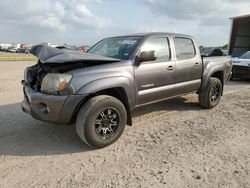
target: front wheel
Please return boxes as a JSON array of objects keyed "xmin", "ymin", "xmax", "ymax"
[
  {"xmin": 198, "ymin": 77, "xmax": 222, "ymax": 109},
  {"xmin": 76, "ymin": 95, "xmax": 127, "ymax": 148}
]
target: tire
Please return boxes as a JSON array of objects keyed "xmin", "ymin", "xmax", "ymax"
[
  {"xmin": 198, "ymin": 77, "xmax": 222, "ymax": 109},
  {"xmin": 76, "ymin": 95, "xmax": 127, "ymax": 148}
]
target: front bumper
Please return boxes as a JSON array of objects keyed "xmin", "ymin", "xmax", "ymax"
[
  {"xmin": 232, "ymin": 65, "xmax": 250, "ymax": 78},
  {"xmin": 21, "ymin": 85, "xmax": 87, "ymax": 124}
]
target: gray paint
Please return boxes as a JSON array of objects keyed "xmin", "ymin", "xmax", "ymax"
[
  {"xmin": 30, "ymin": 44, "xmax": 121, "ymax": 63},
  {"xmin": 22, "ymin": 32, "xmax": 232, "ymax": 124}
]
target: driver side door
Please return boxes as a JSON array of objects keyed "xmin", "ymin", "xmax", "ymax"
[{"xmin": 134, "ymin": 37, "xmax": 176, "ymax": 106}]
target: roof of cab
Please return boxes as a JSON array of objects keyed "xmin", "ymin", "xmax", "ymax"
[{"xmin": 110, "ymin": 32, "xmax": 193, "ymax": 39}]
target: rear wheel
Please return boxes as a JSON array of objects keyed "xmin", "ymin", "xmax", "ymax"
[
  {"xmin": 76, "ymin": 95, "xmax": 127, "ymax": 148},
  {"xmin": 199, "ymin": 77, "xmax": 222, "ymax": 109}
]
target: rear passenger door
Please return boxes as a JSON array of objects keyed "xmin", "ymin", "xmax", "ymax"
[
  {"xmin": 135, "ymin": 37, "xmax": 176, "ymax": 106},
  {"xmin": 173, "ymin": 37, "xmax": 202, "ymax": 94}
]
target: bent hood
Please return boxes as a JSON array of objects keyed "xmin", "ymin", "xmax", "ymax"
[{"xmin": 30, "ymin": 45, "xmax": 121, "ymax": 64}]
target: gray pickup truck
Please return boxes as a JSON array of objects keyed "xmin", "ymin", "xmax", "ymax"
[{"xmin": 22, "ymin": 32, "xmax": 232, "ymax": 148}]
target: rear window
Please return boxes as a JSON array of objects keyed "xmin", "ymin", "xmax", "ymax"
[{"xmin": 174, "ymin": 38, "xmax": 196, "ymax": 60}]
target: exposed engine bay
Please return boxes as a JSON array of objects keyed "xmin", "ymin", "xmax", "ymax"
[
  {"xmin": 24, "ymin": 61, "xmax": 50, "ymax": 91},
  {"xmin": 24, "ymin": 60, "xmax": 119, "ymax": 92},
  {"xmin": 23, "ymin": 45, "xmax": 121, "ymax": 92}
]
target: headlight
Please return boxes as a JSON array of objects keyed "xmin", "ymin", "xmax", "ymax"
[
  {"xmin": 24, "ymin": 68, "xmax": 33, "ymax": 84},
  {"xmin": 41, "ymin": 73, "xmax": 73, "ymax": 94}
]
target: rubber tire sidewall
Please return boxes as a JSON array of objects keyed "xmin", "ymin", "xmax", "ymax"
[
  {"xmin": 76, "ymin": 95, "xmax": 127, "ymax": 148},
  {"xmin": 199, "ymin": 77, "xmax": 222, "ymax": 109}
]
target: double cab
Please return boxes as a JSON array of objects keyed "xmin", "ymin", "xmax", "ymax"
[{"xmin": 22, "ymin": 33, "xmax": 232, "ymax": 148}]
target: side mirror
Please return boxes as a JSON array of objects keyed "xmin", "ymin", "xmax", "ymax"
[{"xmin": 138, "ymin": 50, "xmax": 157, "ymax": 63}]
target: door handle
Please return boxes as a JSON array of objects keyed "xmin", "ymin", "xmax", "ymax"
[
  {"xmin": 167, "ymin": 65, "xmax": 174, "ymax": 70},
  {"xmin": 194, "ymin": 62, "xmax": 199, "ymax": 67}
]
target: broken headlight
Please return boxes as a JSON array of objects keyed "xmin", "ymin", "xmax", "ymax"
[
  {"xmin": 41, "ymin": 73, "xmax": 74, "ymax": 95},
  {"xmin": 24, "ymin": 68, "xmax": 34, "ymax": 84}
]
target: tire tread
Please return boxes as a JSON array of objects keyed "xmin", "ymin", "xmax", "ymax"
[
  {"xmin": 76, "ymin": 95, "xmax": 126, "ymax": 148},
  {"xmin": 198, "ymin": 77, "xmax": 222, "ymax": 109}
]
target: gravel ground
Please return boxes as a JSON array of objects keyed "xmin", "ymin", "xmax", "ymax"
[{"xmin": 0, "ymin": 61, "xmax": 249, "ymax": 188}]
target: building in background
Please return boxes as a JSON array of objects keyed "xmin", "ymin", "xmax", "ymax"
[
  {"xmin": 41, "ymin": 42, "xmax": 61, "ymax": 48},
  {"xmin": 77, "ymin": 45, "xmax": 91, "ymax": 53},
  {"xmin": 229, "ymin": 14, "xmax": 250, "ymax": 57}
]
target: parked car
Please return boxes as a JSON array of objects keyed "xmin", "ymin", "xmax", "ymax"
[
  {"xmin": 21, "ymin": 33, "xmax": 232, "ymax": 148},
  {"xmin": 8, "ymin": 47, "xmax": 18, "ymax": 53},
  {"xmin": 231, "ymin": 51, "xmax": 250, "ymax": 79},
  {"xmin": 25, "ymin": 48, "xmax": 31, "ymax": 54},
  {"xmin": 16, "ymin": 48, "xmax": 27, "ymax": 53},
  {"xmin": 201, "ymin": 48, "xmax": 224, "ymax": 57}
]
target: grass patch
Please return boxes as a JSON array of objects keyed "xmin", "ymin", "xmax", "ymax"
[{"xmin": 0, "ymin": 56, "xmax": 37, "ymax": 61}]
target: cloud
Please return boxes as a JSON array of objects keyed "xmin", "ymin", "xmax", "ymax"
[
  {"xmin": 0, "ymin": 0, "xmax": 111, "ymax": 44},
  {"xmin": 0, "ymin": 0, "xmax": 249, "ymax": 46},
  {"xmin": 135, "ymin": 0, "xmax": 250, "ymax": 46},
  {"xmin": 0, "ymin": 0, "xmax": 110, "ymax": 30},
  {"xmin": 141, "ymin": 0, "xmax": 250, "ymax": 26}
]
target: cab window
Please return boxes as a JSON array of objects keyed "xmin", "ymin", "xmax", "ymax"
[
  {"xmin": 141, "ymin": 37, "xmax": 171, "ymax": 61},
  {"xmin": 174, "ymin": 37, "xmax": 196, "ymax": 60}
]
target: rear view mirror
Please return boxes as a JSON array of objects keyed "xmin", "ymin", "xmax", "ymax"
[{"xmin": 139, "ymin": 51, "xmax": 157, "ymax": 63}]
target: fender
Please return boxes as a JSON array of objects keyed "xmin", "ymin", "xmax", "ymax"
[
  {"xmin": 200, "ymin": 62, "xmax": 225, "ymax": 93},
  {"xmin": 76, "ymin": 76, "xmax": 135, "ymax": 108}
]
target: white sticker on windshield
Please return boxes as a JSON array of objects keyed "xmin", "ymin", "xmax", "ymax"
[{"xmin": 121, "ymin": 40, "xmax": 137, "ymax": 45}]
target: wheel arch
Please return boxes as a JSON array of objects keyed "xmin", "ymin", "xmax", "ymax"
[
  {"xmin": 71, "ymin": 87, "xmax": 132, "ymax": 126},
  {"xmin": 211, "ymin": 71, "xmax": 224, "ymax": 87},
  {"xmin": 200, "ymin": 69, "xmax": 225, "ymax": 95}
]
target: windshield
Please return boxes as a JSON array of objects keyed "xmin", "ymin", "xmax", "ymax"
[
  {"xmin": 240, "ymin": 51, "xmax": 250, "ymax": 59},
  {"xmin": 88, "ymin": 37, "xmax": 141, "ymax": 60}
]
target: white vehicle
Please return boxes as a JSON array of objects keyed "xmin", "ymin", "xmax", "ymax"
[
  {"xmin": 8, "ymin": 48, "xmax": 18, "ymax": 53},
  {"xmin": 232, "ymin": 51, "xmax": 250, "ymax": 79},
  {"xmin": 0, "ymin": 44, "xmax": 12, "ymax": 51}
]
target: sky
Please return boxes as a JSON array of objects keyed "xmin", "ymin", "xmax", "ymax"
[{"xmin": 0, "ymin": 0, "xmax": 249, "ymax": 46}]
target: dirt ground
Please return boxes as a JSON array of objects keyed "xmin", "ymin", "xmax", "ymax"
[
  {"xmin": 0, "ymin": 61, "xmax": 249, "ymax": 188},
  {"xmin": 0, "ymin": 51, "xmax": 32, "ymax": 56}
]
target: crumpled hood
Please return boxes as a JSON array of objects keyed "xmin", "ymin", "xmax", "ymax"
[{"xmin": 30, "ymin": 45, "xmax": 121, "ymax": 64}]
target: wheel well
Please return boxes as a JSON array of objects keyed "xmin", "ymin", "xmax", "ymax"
[
  {"xmin": 211, "ymin": 71, "xmax": 223, "ymax": 85},
  {"xmin": 211, "ymin": 71, "xmax": 224, "ymax": 93},
  {"xmin": 72, "ymin": 87, "xmax": 132, "ymax": 126}
]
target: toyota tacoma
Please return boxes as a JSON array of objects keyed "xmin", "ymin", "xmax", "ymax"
[{"xmin": 21, "ymin": 33, "xmax": 232, "ymax": 148}]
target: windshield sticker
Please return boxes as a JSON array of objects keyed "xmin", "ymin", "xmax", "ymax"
[{"xmin": 118, "ymin": 40, "xmax": 137, "ymax": 45}]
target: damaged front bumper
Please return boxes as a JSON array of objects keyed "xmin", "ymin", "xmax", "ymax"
[{"xmin": 21, "ymin": 83, "xmax": 87, "ymax": 124}]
